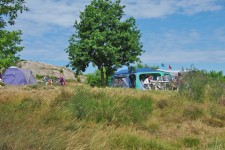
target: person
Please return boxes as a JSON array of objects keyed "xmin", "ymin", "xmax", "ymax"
[
  {"xmin": 44, "ymin": 75, "xmax": 52, "ymax": 85},
  {"xmin": 143, "ymin": 76, "xmax": 153, "ymax": 89},
  {"xmin": 59, "ymin": 76, "xmax": 65, "ymax": 86},
  {"xmin": 0, "ymin": 73, "xmax": 2, "ymax": 81}
]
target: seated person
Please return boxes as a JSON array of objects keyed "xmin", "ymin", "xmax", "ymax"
[
  {"xmin": 44, "ymin": 75, "xmax": 52, "ymax": 85},
  {"xmin": 143, "ymin": 76, "xmax": 154, "ymax": 89}
]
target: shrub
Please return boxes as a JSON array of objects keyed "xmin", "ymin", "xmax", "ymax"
[
  {"xmin": 59, "ymin": 69, "xmax": 63, "ymax": 73},
  {"xmin": 85, "ymin": 73, "xmax": 101, "ymax": 87},
  {"xmin": 77, "ymin": 77, "xmax": 81, "ymax": 82},
  {"xmin": 36, "ymin": 74, "xmax": 44, "ymax": 80},
  {"xmin": 180, "ymin": 70, "xmax": 224, "ymax": 102}
]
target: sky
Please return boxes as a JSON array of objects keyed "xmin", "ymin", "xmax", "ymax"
[{"xmin": 9, "ymin": 0, "xmax": 225, "ymax": 73}]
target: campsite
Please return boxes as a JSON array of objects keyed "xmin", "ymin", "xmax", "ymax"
[
  {"xmin": 1, "ymin": 0, "xmax": 225, "ymax": 149},
  {"xmin": 0, "ymin": 62, "xmax": 225, "ymax": 149}
]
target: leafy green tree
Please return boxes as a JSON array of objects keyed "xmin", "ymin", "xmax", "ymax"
[
  {"xmin": 0, "ymin": 0, "xmax": 28, "ymax": 71},
  {"xmin": 66, "ymin": 0, "xmax": 143, "ymax": 86},
  {"xmin": 136, "ymin": 63, "xmax": 159, "ymax": 70}
]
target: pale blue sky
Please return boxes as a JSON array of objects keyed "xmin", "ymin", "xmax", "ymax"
[{"xmin": 10, "ymin": 0, "xmax": 225, "ymax": 73}]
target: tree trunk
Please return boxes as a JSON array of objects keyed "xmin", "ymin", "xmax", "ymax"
[
  {"xmin": 105, "ymin": 73, "xmax": 109, "ymax": 86},
  {"xmin": 100, "ymin": 65, "xmax": 104, "ymax": 87}
]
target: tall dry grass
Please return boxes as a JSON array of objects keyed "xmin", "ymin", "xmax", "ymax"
[{"xmin": 0, "ymin": 84, "xmax": 225, "ymax": 149}]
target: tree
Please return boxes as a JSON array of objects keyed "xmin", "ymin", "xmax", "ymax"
[
  {"xmin": 66, "ymin": 0, "xmax": 143, "ymax": 86},
  {"xmin": 0, "ymin": 0, "xmax": 28, "ymax": 71}
]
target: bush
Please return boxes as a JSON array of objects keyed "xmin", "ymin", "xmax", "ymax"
[
  {"xmin": 77, "ymin": 77, "xmax": 81, "ymax": 82},
  {"xmin": 180, "ymin": 70, "xmax": 224, "ymax": 102},
  {"xmin": 36, "ymin": 74, "xmax": 44, "ymax": 80},
  {"xmin": 85, "ymin": 73, "xmax": 101, "ymax": 87}
]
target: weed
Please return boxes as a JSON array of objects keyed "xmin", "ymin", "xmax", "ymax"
[{"xmin": 182, "ymin": 137, "xmax": 200, "ymax": 148}]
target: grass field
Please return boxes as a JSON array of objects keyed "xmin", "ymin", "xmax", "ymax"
[{"xmin": 0, "ymin": 83, "xmax": 225, "ymax": 149}]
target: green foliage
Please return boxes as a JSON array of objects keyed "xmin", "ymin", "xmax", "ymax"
[
  {"xmin": 66, "ymin": 0, "xmax": 143, "ymax": 86},
  {"xmin": 182, "ymin": 137, "xmax": 200, "ymax": 148},
  {"xmin": 67, "ymin": 88, "xmax": 152, "ymax": 125},
  {"xmin": 208, "ymin": 70, "xmax": 225, "ymax": 82},
  {"xmin": 85, "ymin": 71, "xmax": 101, "ymax": 87},
  {"xmin": 36, "ymin": 74, "xmax": 44, "ymax": 79},
  {"xmin": 0, "ymin": 0, "xmax": 28, "ymax": 70},
  {"xmin": 0, "ymin": 30, "xmax": 24, "ymax": 69},
  {"xmin": 76, "ymin": 77, "xmax": 81, "ymax": 82},
  {"xmin": 0, "ymin": 0, "xmax": 29, "ymax": 28},
  {"xmin": 180, "ymin": 70, "xmax": 224, "ymax": 102},
  {"xmin": 59, "ymin": 69, "xmax": 63, "ymax": 73},
  {"xmin": 135, "ymin": 63, "xmax": 159, "ymax": 70}
]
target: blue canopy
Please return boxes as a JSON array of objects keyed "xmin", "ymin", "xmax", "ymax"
[{"xmin": 115, "ymin": 68, "xmax": 165, "ymax": 75}]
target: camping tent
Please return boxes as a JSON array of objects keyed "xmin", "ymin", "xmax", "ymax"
[{"xmin": 3, "ymin": 66, "xmax": 37, "ymax": 85}]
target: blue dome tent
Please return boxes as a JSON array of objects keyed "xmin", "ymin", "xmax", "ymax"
[{"xmin": 3, "ymin": 67, "xmax": 37, "ymax": 85}]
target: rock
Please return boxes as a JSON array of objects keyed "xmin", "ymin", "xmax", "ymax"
[{"xmin": 17, "ymin": 60, "xmax": 76, "ymax": 80}]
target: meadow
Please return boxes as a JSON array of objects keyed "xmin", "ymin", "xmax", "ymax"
[{"xmin": 0, "ymin": 83, "xmax": 225, "ymax": 150}]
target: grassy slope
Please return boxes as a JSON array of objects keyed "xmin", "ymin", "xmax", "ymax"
[{"xmin": 0, "ymin": 83, "xmax": 225, "ymax": 150}]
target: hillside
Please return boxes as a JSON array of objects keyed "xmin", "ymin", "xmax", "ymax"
[{"xmin": 17, "ymin": 60, "xmax": 77, "ymax": 80}]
